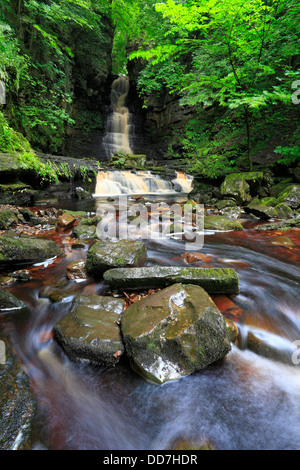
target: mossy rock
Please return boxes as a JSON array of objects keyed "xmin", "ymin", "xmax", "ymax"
[
  {"xmin": 86, "ymin": 239, "xmax": 147, "ymax": 277},
  {"xmin": 256, "ymin": 217, "xmax": 300, "ymax": 231},
  {"xmin": 109, "ymin": 154, "xmax": 147, "ymax": 169},
  {"xmin": 260, "ymin": 197, "xmax": 277, "ymax": 207},
  {"xmin": 275, "ymin": 184, "xmax": 300, "ymax": 209},
  {"xmin": 0, "ymin": 237, "xmax": 63, "ymax": 268},
  {"xmin": 53, "ymin": 294, "xmax": 125, "ymax": 366},
  {"xmin": 0, "ymin": 210, "xmax": 18, "ymax": 230},
  {"xmin": 121, "ymin": 283, "xmax": 233, "ymax": 384},
  {"xmin": 78, "ymin": 216, "xmax": 102, "ymax": 226},
  {"xmin": 204, "ymin": 215, "xmax": 243, "ymax": 231},
  {"xmin": 0, "ymin": 183, "xmax": 36, "ymax": 206},
  {"xmin": 103, "ymin": 266, "xmax": 240, "ymax": 294},
  {"xmin": 244, "ymin": 204, "xmax": 277, "ymax": 220},
  {"xmin": 62, "ymin": 210, "xmax": 87, "ymax": 218},
  {"xmin": 215, "ymin": 199, "xmax": 237, "ymax": 210},
  {"xmin": 72, "ymin": 225, "xmax": 98, "ymax": 240},
  {"xmin": 274, "ymin": 203, "xmax": 295, "ymax": 219}
]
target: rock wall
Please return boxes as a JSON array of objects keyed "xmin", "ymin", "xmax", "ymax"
[{"xmin": 127, "ymin": 54, "xmax": 197, "ymax": 160}]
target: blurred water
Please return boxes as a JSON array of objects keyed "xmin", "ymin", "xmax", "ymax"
[{"xmin": 1, "ymin": 202, "xmax": 300, "ymax": 450}]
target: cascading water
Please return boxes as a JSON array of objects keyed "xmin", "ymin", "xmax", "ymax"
[
  {"xmin": 103, "ymin": 76, "xmax": 134, "ymax": 159},
  {"xmin": 94, "ymin": 170, "xmax": 194, "ymax": 196}
]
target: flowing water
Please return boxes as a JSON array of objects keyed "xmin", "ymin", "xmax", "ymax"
[
  {"xmin": 103, "ymin": 76, "xmax": 134, "ymax": 159},
  {"xmin": 1, "ymin": 188, "xmax": 300, "ymax": 450},
  {"xmin": 94, "ymin": 170, "xmax": 194, "ymax": 197}
]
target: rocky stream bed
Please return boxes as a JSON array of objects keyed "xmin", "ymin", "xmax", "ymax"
[{"xmin": 1, "ymin": 163, "xmax": 300, "ymax": 450}]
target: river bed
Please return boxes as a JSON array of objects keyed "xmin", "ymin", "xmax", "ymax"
[{"xmin": 1, "ymin": 195, "xmax": 300, "ymax": 450}]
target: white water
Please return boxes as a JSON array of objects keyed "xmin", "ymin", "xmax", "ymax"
[
  {"xmin": 103, "ymin": 76, "xmax": 133, "ymax": 159},
  {"xmin": 94, "ymin": 170, "xmax": 194, "ymax": 196}
]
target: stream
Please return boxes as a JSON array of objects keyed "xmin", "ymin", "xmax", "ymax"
[{"xmin": 1, "ymin": 192, "xmax": 300, "ymax": 451}]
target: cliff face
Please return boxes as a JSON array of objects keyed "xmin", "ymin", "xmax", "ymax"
[
  {"xmin": 64, "ymin": 17, "xmax": 115, "ymax": 160},
  {"xmin": 126, "ymin": 55, "xmax": 197, "ymax": 160}
]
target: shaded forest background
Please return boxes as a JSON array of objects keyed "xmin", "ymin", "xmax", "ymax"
[{"xmin": 0, "ymin": 0, "xmax": 299, "ymax": 184}]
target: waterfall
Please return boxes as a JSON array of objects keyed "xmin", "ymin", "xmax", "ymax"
[
  {"xmin": 94, "ymin": 170, "xmax": 194, "ymax": 196},
  {"xmin": 103, "ymin": 76, "xmax": 133, "ymax": 159}
]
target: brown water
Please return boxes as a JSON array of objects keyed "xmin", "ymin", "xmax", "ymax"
[{"xmin": 1, "ymin": 197, "xmax": 300, "ymax": 450}]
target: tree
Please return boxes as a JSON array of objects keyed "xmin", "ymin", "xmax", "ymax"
[{"xmin": 130, "ymin": 0, "xmax": 300, "ymax": 170}]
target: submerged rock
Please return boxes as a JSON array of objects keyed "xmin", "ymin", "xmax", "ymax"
[
  {"xmin": 53, "ymin": 294, "xmax": 125, "ymax": 366},
  {"xmin": 104, "ymin": 266, "xmax": 239, "ymax": 294},
  {"xmin": 86, "ymin": 239, "xmax": 147, "ymax": 276},
  {"xmin": 0, "ymin": 237, "xmax": 63, "ymax": 268},
  {"xmin": 121, "ymin": 283, "xmax": 233, "ymax": 384},
  {"xmin": 239, "ymin": 328, "xmax": 299, "ymax": 367}
]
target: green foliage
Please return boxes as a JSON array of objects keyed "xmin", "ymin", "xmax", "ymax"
[
  {"xmin": 190, "ymin": 154, "xmax": 236, "ymax": 180},
  {"xmin": 274, "ymin": 146, "xmax": 300, "ymax": 167},
  {"xmin": 129, "ymin": 0, "xmax": 300, "ymax": 170},
  {"xmin": 17, "ymin": 151, "xmax": 59, "ymax": 183},
  {"xmin": 0, "ymin": 0, "xmax": 113, "ymax": 154},
  {"xmin": 0, "ymin": 110, "xmax": 31, "ymax": 153}
]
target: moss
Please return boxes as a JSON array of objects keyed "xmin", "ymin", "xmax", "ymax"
[{"xmin": 104, "ymin": 266, "xmax": 240, "ymax": 294}]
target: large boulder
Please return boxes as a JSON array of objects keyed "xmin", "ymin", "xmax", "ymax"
[
  {"xmin": 86, "ymin": 239, "xmax": 147, "ymax": 276},
  {"xmin": 275, "ymin": 184, "xmax": 300, "ymax": 209},
  {"xmin": 0, "ymin": 237, "xmax": 63, "ymax": 268},
  {"xmin": 121, "ymin": 283, "xmax": 234, "ymax": 384},
  {"xmin": 220, "ymin": 173, "xmax": 251, "ymax": 204},
  {"xmin": 53, "ymin": 294, "xmax": 125, "ymax": 366},
  {"xmin": 220, "ymin": 171, "xmax": 264, "ymax": 203},
  {"xmin": 103, "ymin": 266, "xmax": 240, "ymax": 294},
  {"xmin": 274, "ymin": 203, "xmax": 295, "ymax": 219}
]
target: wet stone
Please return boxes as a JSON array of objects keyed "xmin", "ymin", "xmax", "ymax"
[
  {"xmin": 0, "ymin": 288, "xmax": 26, "ymax": 312},
  {"xmin": 244, "ymin": 204, "xmax": 277, "ymax": 220},
  {"xmin": 53, "ymin": 294, "xmax": 125, "ymax": 366},
  {"xmin": 57, "ymin": 212, "xmax": 76, "ymax": 229},
  {"xmin": 0, "ymin": 210, "xmax": 18, "ymax": 230},
  {"xmin": 104, "ymin": 266, "xmax": 239, "ymax": 294},
  {"xmin": 72, "ymin": 225, "xmax": 98, "ymax": 240},
  {"xmin": 66, "ymin": 259, "xmax": 87, "ymax": 281},
  {"xmin": 86, "ymin": 239, "xmax": 147, "ymax": 276},
  {"xmin": 204, "ymin": 215, "xmax": 243, "ymax": 231},
  {"xmin": 121, "ymin": 283, "xmax": 233, "ymax": 384},
  {"xmin": 0, "ymin": 333, "xmax": 36, "ymax": 450},
  {"xmin": 0, "ymin": 237, "xmax": 63, "ymax": 268}
]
